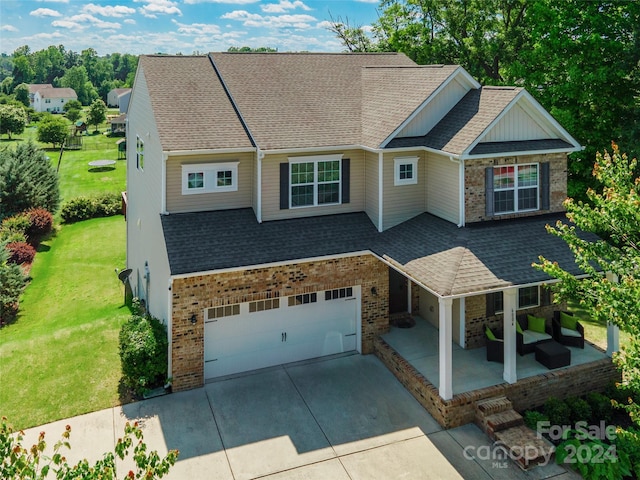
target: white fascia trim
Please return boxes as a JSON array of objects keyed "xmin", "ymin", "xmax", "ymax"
[
  {"xmin": 379, "ymin": 66, "xmax": 481, "ymax": 149},
  {"xmin": 461, "ymin": 146, "xmax": 582, "ymax": 161},
  {"xmin": 444, "ymin": 274, "xmax": 592, "ymax": 300},
  {"xmin": 457, "ymin": 157, "xmax": 465, "ymax": 227},
  {"xmin": 262, "ymin": 144, "xmax": 377, "ymax": 155},
  {"xmin": 257, "ymin": 148, "xmax": 263, "ymax": 223},
  {"xmin": 164, "ymin": 147, "xmax": 256, "ymax": 157},
  {"xmin": 169, "ymin": 251, "xmax": 373, "ymax": 280},
  {"xmin": 383, "ymin": 144, "xmax": 461, "ymax": 159}
]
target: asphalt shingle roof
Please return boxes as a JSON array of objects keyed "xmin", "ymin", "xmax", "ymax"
[
  {"xmin": 162, "ymin": 209, "xmax": 590, "ymax": 297},
  {"xmin": 386, "ymin": 87, "xmax": 521, "ymax": 155},
  {"xmin": 139, "ymin": 55, "xmax": 253, "ymax": 152}
]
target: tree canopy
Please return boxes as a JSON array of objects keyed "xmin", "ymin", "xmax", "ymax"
[
  {"xmin": 36, "ymin": 114, "xmax": 69, "ymax": 148},
  {"xmin": 0, "ymin": 104, "xmax": 27, "ymax": 139}
]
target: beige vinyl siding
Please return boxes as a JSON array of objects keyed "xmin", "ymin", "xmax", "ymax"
[
  {"xmin": 396, "ymin": 77, "xmax": 470, "ymax": 139},
  {"xmin": 125, "ymin": 67, "xmax": 172, "ymax": 321},
  {"xmin": 382, "ymin": 151, "xmax": 426, "ymax": 230},
  {"xmin": 165, "ymin": 152, "xmax": 254, "ymax": 213},
  {"xmin": 426, "ymin": 152, "xmax": 460, "ymax": 224},
  {"xmin": 364, "ymin": 150, "xmax": 380, "ymax": 229},
  {"xmin": 261, "ymin": 149, "xmax": 366, "ymax": 222},
  {"xmin": 483, "ymin": 103, "xmax": 552, "ymax": 142}
]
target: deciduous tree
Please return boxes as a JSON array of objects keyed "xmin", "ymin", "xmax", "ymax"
[
  {"xmin": 0, "ymin": 104, "xmax": 27, "ymax": 139},
  {"xmin": 37, "ymin": 114, "xmax": 69, "ymax": 148},
  {"xmin": 535, "ymin": 144, "xmax": 640, "ymax": 423},
  {"xmin": 86, "ymin": 99, "xmax": 107, "ymax": 132}
]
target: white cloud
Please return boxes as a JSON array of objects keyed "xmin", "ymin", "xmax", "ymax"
[
  {"xmin": 356, "ymin": 0, "xmax": 378, "ymax": 3},
  {"xmin": 261, "ymin": 1, "xmax": 311, "ymax": 13},
  {"xmin": 222, "ymin": 10, "xmax": 317, "ymax": 29},
  {"xmin": 1, "ymin": 25, "xmax": 18, "ymax": 32},
  {"xmin": 35, "ymin": 0, "xmax": 69, "ymax": 3},
  {"xmin": 52, "ymin": 13, "xmax": 121, "ymax": 30},
  {"xmin": 135, "ymin": 0, "xmax": 182, "ymax": 18},
  {"xmin": 172, "ymin": 19, "xmax": 222, "ymax": 35},
  {"xmin": 124, "ymin": 19, "xmax": 137, "ymax": 25},
  {"xmin": 183, "ymin": 0, "xmax": 257, "ymax": 4},
  {"xmin": 30, "ymin": 8, "xmax": 62, "ymax": 17},
  {"xmin": 82, "ymin": 4, "xmax": 136, "ymax": 18}
]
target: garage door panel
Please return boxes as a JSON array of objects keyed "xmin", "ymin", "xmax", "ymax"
[{"xmin": 204, "ymin": 287, "xmax": 360, "ymax": 380}]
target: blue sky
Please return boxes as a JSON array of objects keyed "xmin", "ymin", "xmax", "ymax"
[{"xmin": 0, "ymin": 0, "xmax": 380, "ymax": 55}]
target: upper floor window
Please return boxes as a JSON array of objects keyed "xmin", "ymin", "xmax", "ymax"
[
  {"xmin": 493, "ymin": 164, "xmax": 538, "ymax": 214},
  {"xmin": 181, "ymin": 162, "xmax": 238, "ymax": 195},
  {"xmin": 394, "ymin": 156, "xmax": 419, "ymax": 186},
  {"xmin": 289, "ymin": 155, "xmax": 342, "ymax": 208},
  {"xmin": 136, "ymin": 136, "xmax": 144, "ymax": 171}
]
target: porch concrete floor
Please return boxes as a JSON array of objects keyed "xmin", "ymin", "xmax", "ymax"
[{"xmin": 381, "ymin": 315, "xmax": 609, "ymax": 395}]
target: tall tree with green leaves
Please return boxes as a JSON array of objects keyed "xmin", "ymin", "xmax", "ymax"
[
  {"xmin": 13, "ymin": 83, "xmax": 29, "ymax": 107},
  {"xmin": 36, "ymin": 114, "xmax": 69, "ymax": 148},
  {"xmin": 59, "ymin": 65, "xmax": 92, "ymax": 105},
  {"xmin": 511, "ymin": 0, "xmax": 640, "ymax": 199},
  {"xmin": 535, "ymin": 144, "xmax": 640, "ymax": 423},
  {"xmin": 86, "ymin": 98, "xmax": 107, "ymax": 132},
  {"xmin": 0, "ymin": 104, "xmax": 27, "ymax": 139}
]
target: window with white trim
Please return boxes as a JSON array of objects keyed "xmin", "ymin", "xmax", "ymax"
[
  {"xmin": 289, "ymin": 155, "xmax": 342, "ymax": 208},
  {"xmin": 136, "ymin": 136, "xmax": 144, "ymax": 171},
  {"xmin": 182, "ymin": 162, "xmax": 239, "ymax": 195},
  {"xmin": 493, "ymin": 164, "xmax": 538, "ymax": 214},
  {"xmin": 394, "ymin": 157, "xmax": 418, "ymax": 186},
  {"xmin": 491, "ymin": 286, "xmax": 541, "ymax": 313}
]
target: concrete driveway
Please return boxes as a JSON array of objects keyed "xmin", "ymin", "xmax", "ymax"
[{"xmin": 22, "ymin": 354, "xmax": 576, "ymax": 479}]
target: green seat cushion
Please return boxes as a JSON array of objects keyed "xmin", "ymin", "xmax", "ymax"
[
  {"xmin": 516, "ymin": 321, "xmax": 523, "ymax": 335},
  {"xmin": 528, "ymin": 314, "xmax": 546, "ymax": 334},
  {"xmin": 560, "ymin": 311, "xmax": 578, "ymax": 331},
  {"xmin": 485, "ymin": 326, "xmax": 496, "ymax": 341}
]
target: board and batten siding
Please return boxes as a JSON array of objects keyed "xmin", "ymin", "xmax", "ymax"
[
  {"xmin": 364, "ymin": 150, "xmax": 380, "ymax": 230},
  {"xmin": 165, "ymin": 152, "xmax": 254, "ymax": 213},
  {"xmin": 425, "ymin": 152, "xmax": 460, "ymax": 224},
  {"xmin": 483, "ymin": 103, "xmax": 553, "ymax": 143},
  {"xmin": 126, "ymin": 67, "xmax": 172, "ymax": 322},
  {"xmin": 261, "ymin": 149, "xmax": 366, "ymax": 222},
  {"xmin": 382, "ymin": 151, "xmax": 426, "ymax": 230},
  {"xmin": 395, "ymin": 77, "xmax": 470, "ymax": 139}
]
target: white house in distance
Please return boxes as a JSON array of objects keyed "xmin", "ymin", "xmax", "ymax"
[
  {"xmin": 32, "ymin": 87, "xmax": 77, "ymax": 113},
  {"xmin": 107, "ymin": 88, "xmax": 132, "ymax": 108}
]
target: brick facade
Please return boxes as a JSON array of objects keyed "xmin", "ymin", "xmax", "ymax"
[
  {"xmin": 170, "ymin": 254, "xmax": 389, "ymax": 391},
  {"xmin": 374, "ymin": 337, "xmax": 619, "ymax": 429},
  {"xmin": 465, "ymin": 153, "xmax": 567, "ymax": 224}
]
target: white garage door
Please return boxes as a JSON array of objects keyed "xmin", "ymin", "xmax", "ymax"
[{"xmin": 205, "ymin": 286, "xmax": 360, "ymax": 379}]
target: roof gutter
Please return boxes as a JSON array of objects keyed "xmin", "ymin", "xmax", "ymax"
[{"xmin": 163, "ymin": 147, "xmax": 256, "ymax": 157}]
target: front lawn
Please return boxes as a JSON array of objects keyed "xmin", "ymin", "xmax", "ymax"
[{"xmin": 0, "ymin": 216, "xmax": 129, "ymax": 429}]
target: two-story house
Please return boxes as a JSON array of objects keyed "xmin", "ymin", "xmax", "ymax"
[
  {"xmin": 33, "ymin": 87, "xmax": 77, "ymax": 113},
  {"xmin": 127, "ymin": 53, "xmax": 605, "ymax": 408}
]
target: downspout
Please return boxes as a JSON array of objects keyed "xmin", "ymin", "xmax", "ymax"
[
  {"xmin": 167, "ymin": 277, "xmax": 173, "ymax": 382},
  {"xmin": 457, "ymin": 156, "xmax": 465, "ymax": 227},
  {"xmin": 257, "ymin": 148, "xmax": 263, "ymax": 223},
  {"xmin": 162, "ymin": 152, "xmax": 168, "ymax": 214},
  {"xmin": 378, "ymin": 151, "xmax": 383, "ymax": 232}
]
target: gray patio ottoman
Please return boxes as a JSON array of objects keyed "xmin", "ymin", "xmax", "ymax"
[{"xmin": 535, "ymin": 341, "xmax": 571, "ymax": 369}]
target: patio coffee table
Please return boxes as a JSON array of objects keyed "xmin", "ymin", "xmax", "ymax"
[{"xmin": 535, "ymin": 340, "xmax": 571, "ymax": 369}]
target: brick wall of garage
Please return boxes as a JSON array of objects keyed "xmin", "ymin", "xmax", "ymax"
[
  {"xmin": 170, "ymin": 254, "xmax": 389, "ymax": 391},
  {"xmin": 464, "ymin": 153, "xmax": 567, "ymax": 224}
]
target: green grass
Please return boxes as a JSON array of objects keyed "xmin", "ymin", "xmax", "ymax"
[
  {"xmin": 0, "ymin": 117, "xmax": 129, "ymax": 430},
  {"xmin": 568, "ymin": 300, "xmax": 632, "ymax": 351},
  {"xmin": 0, "ymin": 217, "xmax": 129, "ymax": 429}
]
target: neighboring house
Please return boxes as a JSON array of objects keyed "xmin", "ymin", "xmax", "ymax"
[
  {"xmin": 126, "ymin": 53, "xmax": 617, "ymax": 420},
  {"xmin": 28, "ymin": 84, "xmax": 52, "ymax": 108},
  {"xmin": 107, "ymin": 88, "xmax": 132, "ymax": 108},
  {"xmin": 118, "ymin": 90, "xmax": 131, "ymax": 114},
  {"xmin": 32, "ymin": 87, "xmax": 77, "ymax": 113},
  {"xmin": 109, "ymin": 113, "xmax": 126, "ymax": 135}
]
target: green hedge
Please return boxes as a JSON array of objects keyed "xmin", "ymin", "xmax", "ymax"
[{"xmin": 60, "ymin": 193, "xmax": 121, "ymax": 223}]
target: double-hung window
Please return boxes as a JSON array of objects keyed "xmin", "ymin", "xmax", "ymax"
[
  {"xmin": 289, "ymin": 155, "xmax": 342, "ymax": 208},
  {"xmin": 493, "ymin": 164, "xmax": 538, "ymax": 214}
]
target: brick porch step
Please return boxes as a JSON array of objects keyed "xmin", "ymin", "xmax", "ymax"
[
  {"xmin": 483, "ymin": 409, "xmax": 524, "ymax": 439},
  {"xmin": 494, "ymin": 425, "xmax": 556, "ymax": 470},
  {"xmin": 475, "ymin": 396, "xmax": 513, "ymax": 416}
]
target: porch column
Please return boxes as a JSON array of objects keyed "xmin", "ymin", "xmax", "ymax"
[
  {"xmin": 407, "ymin": 280, "xmax": 412, "ymax": 314},
  {"xmin": 503, "ymin": 288, "xmax": 517, "ymax": 384},
  {"xmin": 439, "ymin": 297, "xmax": 453, "ymax": 400},
  {"xmin": 606, "ymin": 272, "xmax": 620, "ymax": 357}
]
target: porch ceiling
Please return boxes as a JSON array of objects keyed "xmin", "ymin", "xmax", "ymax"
[{"xmin": 162, "ymin": 208, "xmax": 592, "ymax": 296}]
